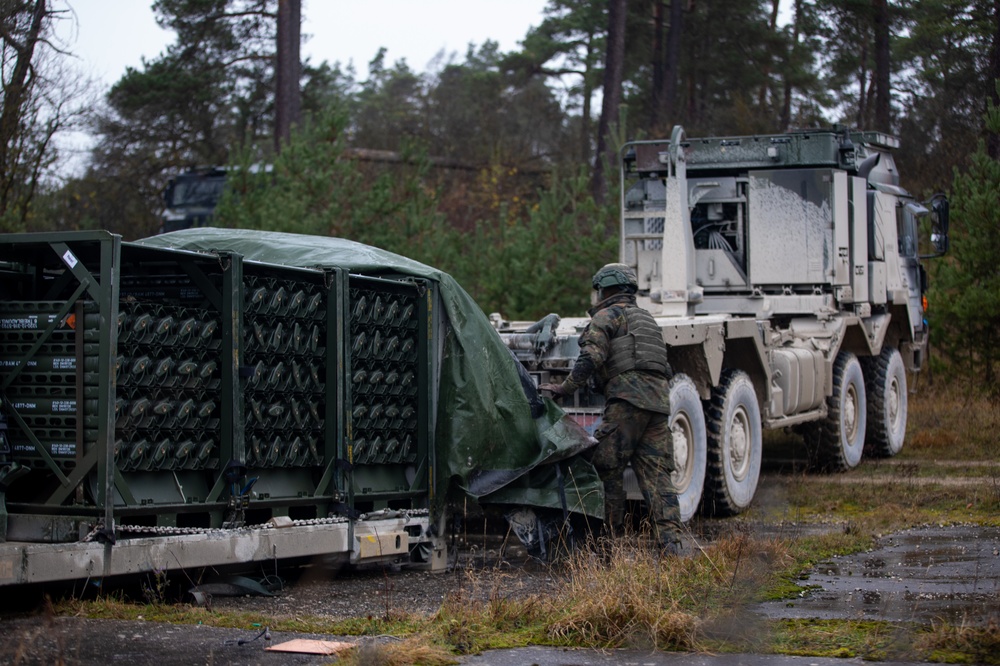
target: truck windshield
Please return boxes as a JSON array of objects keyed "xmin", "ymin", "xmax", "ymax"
[
  {"xmin": 168, "ymin": 175, "xmax": 227, "ymax": 209},
  {"xmin": 897, "ymin": 202, "xmax": 926, "ymax": 258}
]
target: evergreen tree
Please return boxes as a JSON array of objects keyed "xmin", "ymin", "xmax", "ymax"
[
  {"xmin": 928, "ymin": 83, "xmax": 1000, "ymax": 389},
  {"xmin": 501, "ymin": 0, "xmax": 606, "ymax": 164},
  {"xmin": 895, "ymin": 0, "xmax": 996, "ymax": 196}
]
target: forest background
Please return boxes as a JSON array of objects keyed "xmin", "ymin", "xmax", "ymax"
[{"xmin": 1, "ymin": 0, "xmax": 998, "ymax": 388}]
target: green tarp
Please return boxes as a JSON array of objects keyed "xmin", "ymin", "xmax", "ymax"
[{"xmin": 138, "ymin": 229, "xmax": 602, "ymax": 519}]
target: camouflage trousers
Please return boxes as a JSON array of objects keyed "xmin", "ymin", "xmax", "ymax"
[{"xmin": 590, "ymin": 399, "xmax": 683, "ymax": 546}]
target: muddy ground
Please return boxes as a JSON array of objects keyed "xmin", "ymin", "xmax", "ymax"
[{"xmin": 1, "ymin": 467, "xmax": 998, "ymax": 665}]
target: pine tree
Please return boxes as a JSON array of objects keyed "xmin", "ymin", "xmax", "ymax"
[{"xmin": 928, "ymin": 82, "xmax": 1000, "ymax": 389}]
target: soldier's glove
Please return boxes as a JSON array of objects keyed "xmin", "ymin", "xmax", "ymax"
[{"xmin": 538, "ymin": 383, "xmax": 569, "ymax": 397}]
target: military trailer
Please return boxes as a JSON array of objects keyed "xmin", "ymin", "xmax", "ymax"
[
  {"xmin": 0, "ymin": 231, "xmax": 455, "ymax": 585},
  {"xmin": 0, "ymin": 230, "xmax": 601, "ymax": 587},
  {"xmin": 500, "ymin": 125, "xmax": 949, "ymax": 520}
]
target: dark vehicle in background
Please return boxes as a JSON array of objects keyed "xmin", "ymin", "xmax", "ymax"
[{"xmin": 159, "ymin": 168, "xmax": 228, "ymax": 233}]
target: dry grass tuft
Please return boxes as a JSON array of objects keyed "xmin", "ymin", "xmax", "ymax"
[
  {"xmin": 345, "ymin": 636, "xmax": 457, "ymax": 666},
  {"xmin": 543, "ymin": 525, "xmax": 793, "ymax": 651},
  {"xmin": 913, "ymin": 617, "xmax": 1000, "ymax": 665},
  {"xmin": 546, "ymin": 537, "xmax": 698, "ymax": 649}
]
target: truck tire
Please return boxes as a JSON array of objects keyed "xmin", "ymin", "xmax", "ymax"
[
  {"xmin": 863, "ymin": 346, "xmax": 907, "ymax": 457},
  {"xmin": 810, "ymin": 351, "xmax": 867, "ymax": 472},
  {"xmin": 703, "ymin": 370, "xmax": 762, "ymax": 516},
  {"xmin": 668, "ymin": 374, "xmax": 707, "ymax": 522}
]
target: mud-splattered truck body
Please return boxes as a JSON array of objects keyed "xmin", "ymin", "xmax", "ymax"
[{"xmin": 499, "ymin": 126, "xmax": 949, "ymax": 520}]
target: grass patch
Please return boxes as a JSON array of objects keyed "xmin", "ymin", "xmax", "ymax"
[
  {"xmin": 766, "ymin": 618, "xmax": 915, "ymax": 660},
  {"xmin": 754, "ymin": 384, "xmax": 1000, "ymax": 530},
  {"xmin": 49, "ymin": 593, "xmax": 436, "ymax": 642},
  {"xmin": 767, "ymin": 617, "xmax": 1000, "ymax": 665}
]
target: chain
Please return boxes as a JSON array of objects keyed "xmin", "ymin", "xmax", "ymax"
[
  {"xmin": 84, "ymin": 509, "xmax": 429, "ymax": 539},
  {"xmin": 81, "ymin": 523, "xmax": 104, "ymax": 542}
]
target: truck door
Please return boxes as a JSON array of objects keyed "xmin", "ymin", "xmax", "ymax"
[{"xmin": 897, "ymin": 201, "xmax": 928, "ymax": 336}]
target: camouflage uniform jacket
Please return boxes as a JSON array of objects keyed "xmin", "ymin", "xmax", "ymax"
[{"xmin": 561, "ymin": 293, "xmax": 671, "ymax": 414}]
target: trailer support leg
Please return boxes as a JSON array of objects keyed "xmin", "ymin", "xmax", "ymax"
[{"xmin": 0, "ymin": 462, "xmax": 29, "ymax": 542}]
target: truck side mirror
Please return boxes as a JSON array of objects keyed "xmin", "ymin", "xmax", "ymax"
[{"xmin": 929, "ymin": 193, "xmax": 949, "ymax": 256}]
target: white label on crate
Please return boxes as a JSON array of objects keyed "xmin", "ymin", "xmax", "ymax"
[
  {"xmin": 16, "ymin": 442, "xmax": 77, "ymax": 456},
  {"xmin": 1, "ymin": 315, "xmax": 37, "ymax": 329},
  {"xmin": 62, "ymin": 249, "xmax": 78, "ymax": 268}
]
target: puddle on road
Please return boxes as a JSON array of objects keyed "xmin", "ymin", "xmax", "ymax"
[{"xmin": 756, "ymin": 526, "xmax": 1000, "ymax": 624}]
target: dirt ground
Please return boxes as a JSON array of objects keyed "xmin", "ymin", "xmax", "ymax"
[
  {"xmin": 0, "ymin": 540, "xmax": 557, "ymax": 666},
  {"xmin": 1, "ymin": 466, "xmax": 998, "ymax": 665}
]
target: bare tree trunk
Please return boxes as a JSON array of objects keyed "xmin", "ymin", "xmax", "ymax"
[
  {"xmin": 275, "ymin": 0, "xmax": 301, "ymax": 152},
  {"xmin": 650, "ymin": 0, "xmax": 665, "ymax": 130},
  {"xmin": 592, "ymin": 0, "xmax": 627, "ymax": 204},
  {"xmin": 856, "ymin": 41, "xmax": 869, "ymax": 128},
  {"xmin": 663, "ymin": 0, "xmax": 684, "ymax": 129},
  {"xmin": 685, "ymin": 0, "xmax": 698, "ymax": 126},
  {"xmin": 758, "ymin": 0, "xmax": 781, "ymax": 111},
  {"xmin": 582, "ymin": 30, "xmax": 597, "ymax": 164},
  {"xmin": 873, "ymin": 0, "xmax": 891, "ymax": 133},
  {"xmin": 781, "ymin": 0, "xmax": 801, "ymax": 130},
  {"xmin": 0, "ymin": 0, "xmax": 47, "ymax": 217},
  {"xmin": 989, "ymin": 0, "xmax": 1000, "ymax": 158}
]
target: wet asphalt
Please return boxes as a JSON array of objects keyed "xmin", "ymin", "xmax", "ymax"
[
  {"xmin": 459, "ymin": 646, "xmax": 931, "ymax": 665},
  {"xmin": 755, "ymin": 525, "xmax": 1000, "ymax": 625}
]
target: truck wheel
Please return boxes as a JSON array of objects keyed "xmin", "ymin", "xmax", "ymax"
[
  {"xmin": 863, "ymin": 346, "xmax": 907, "ymax": 457},
  {"xmin": 811, "ymin": 351, "xmax": 867, "ymax": 471},
  {"xmin": 703, "ymin": 370, "xmax": 762, "ymax": 516},
  {"xmin": 668, "ymin": 374, "xmax": 707, "ymax": 522}
]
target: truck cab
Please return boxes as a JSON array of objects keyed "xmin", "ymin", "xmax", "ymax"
[{"xmin": 160, "ymin": 168, "xmax": 228, "ymax": 234}]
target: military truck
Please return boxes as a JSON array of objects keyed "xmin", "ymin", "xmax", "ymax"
[
  {"xmin": 499, "ymin": 125, "xmax": 949, "ymax": 520},
  {"xmin": 159, "ymin": 167, "xmax": 229, "ymax": 233}
]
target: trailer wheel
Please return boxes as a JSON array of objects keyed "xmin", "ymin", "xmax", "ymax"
[
  {"xmin": 863, "ymin": 346, "xmax": 907, "ymax": 457},
  {"xmin": 668, "ymin": 374, "xmax": 707, "ymax": 522},
  {"xmin": 703, "ymin": 370, "xmax": 762, "ymax": 516},
  {"xmin": 811, "ymin": 351, "xmax": 867, "ymax": 471}
]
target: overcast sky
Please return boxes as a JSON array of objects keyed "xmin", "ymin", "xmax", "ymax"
[{"xmin": 58, "ymin": 0, "xmax": 549, "ymax": 90}]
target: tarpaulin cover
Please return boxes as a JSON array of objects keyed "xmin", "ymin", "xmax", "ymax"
[{"xmin": 137, "ymin": 228, "xmax": 602, "ymax": 518}]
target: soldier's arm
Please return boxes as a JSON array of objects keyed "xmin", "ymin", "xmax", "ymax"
[{"xmin": 561, "ymin": 314, "xmax": 613, "ymax": 393}]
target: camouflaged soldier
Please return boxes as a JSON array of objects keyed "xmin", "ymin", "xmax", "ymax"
[{"xmin": 540, "ymin": 263, "xmax": 683, "ymax": 554}]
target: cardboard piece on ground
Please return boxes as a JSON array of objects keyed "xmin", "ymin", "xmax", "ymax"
[{"xmin": 264, "ymin": 639, "xmax": 355, "ymax": 655}]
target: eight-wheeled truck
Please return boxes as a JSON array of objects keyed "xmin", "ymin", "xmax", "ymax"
[{"xmin": 499, "ymin": 125, "xmax": 949, "ymax": 520}]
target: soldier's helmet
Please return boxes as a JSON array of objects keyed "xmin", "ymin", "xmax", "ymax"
[{"xmin": 592, "ymin": 263, "xmax": 638, "ymax": 291}]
